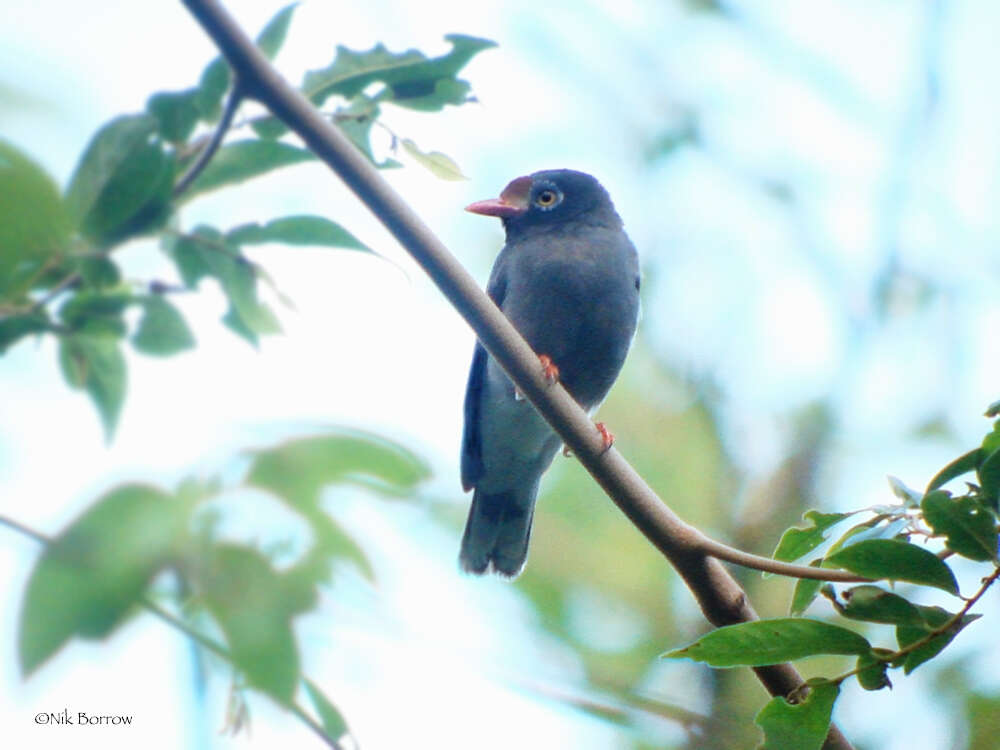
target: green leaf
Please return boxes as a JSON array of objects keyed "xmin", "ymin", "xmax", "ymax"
[
  {"xmin": 58, "ymin": 332, "xmax": 127, "ymax": 440},
  {"xmin": 132, "ymin": 295, "xmax": 195, "ymax": 356},
  {"xmin": 896, "ymin": 606, "xmax": 980, "ymax": 673},
  {"xmin": 303, "ymin": 679, "xmax": 349, "ymax": 741},
  {"xmin": 255, "ymin": 3, "xmax": 298, "ymax": 60},
  {"xmin": 18, "ymin": 484, "xmax": 183, "ymax": 674},
  {"xmin": 773, "ymin": 510, "xmax": 849, "ymax": 563},
  {"xmin": 855, "ymin": 651, "xmax": 892, "ymax": 691},
  {"xmin": 66, "ymin": 114, "xmax": 176, "ymax": 244},
  {"xmin": 227, "ymin": 215, "xmax": 368, "ymax": 250},
  {"xmin": 59, "ymin": 288, "xmax": 132, "ymax": 333},
  {"xmin": 71, "ymin": 256, "xmax": 122, "ymax": 288},
  {"xmin": 0, "ymin": 140, "xmax": 70, "ymax": 282},
  {"xmin": 246, "ymin": 431, "xmax": 430, "ymax": 579},
  {"xmin": 826, "ymin": 539, "xmax": 960, "ymax": 594},
  {"xmin": 755, "ymin": 680, "xmax": 839, "ymax": 750},
  {"xmin": 664, "ymin": 618, "xmax": 871, "ymax": 667},
  {"xmin": 147, "ymin": 89, "xmax": 201, "ymax": 143},
  {"xmin": 197, "ymin": 543, "xmax": 315, "ymax": 703},
  {"xmin": 921, "ymin": 490, "xmax": 997, "ymax": 561},
  {"xmin": 195, "ymin": 57, "xmax": 231, "ymax": 122},
  {"xmin": 978, "ymin": 447, "xmax": 1000, "ymax": 512},
  {"xmin": 182, "ymin": 140, "xmax": 314, "ymax": 199},
  {"xmin": 926, "ymin": 448, "xmax": 982, "ymax": 493},
  {"xmin": 982, "ymin": 420, "xmax": 1000, "ymax": 455},
  {"xmin": 400, "ymin": 138, "xmax": 467, "ymax": 180},
  {"xmin": 790, "ymin": 575, "xmax": 824, "ymax": 616},
  {"xmin": 829, "ymin": 585, "xmax": 926, "ymax": 626},
  {"xmin": 161, "ymin": 227, "xmax": 279, "ymax": 346},
  {"xmin": 0, "ymin": 311, "xmax": 50, "ymax": 354},
  {"xmin": 985, "ymin": 400, "xmax": 1000, "ymax": 418},
  {"xmin": 302, "ymin": 34, "xmax": 496, "ymax": 111}
]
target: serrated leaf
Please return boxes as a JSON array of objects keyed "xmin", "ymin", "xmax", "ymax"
[
  {"xmin": 922, "ymin": 490, "xmax": 997, "ymax": 561},
  {"xmin": 400, "ymin": 138, "xmax": 466, "ymax": 180},
  {"xmin": 302, "ymin": 34, "xmax": 496, "ymax": 110},
  {"xmin": 227, "ymin": 215, "xmax": 367, "ymax": 250},
  {"xmin": 182, "ymin": 140, "xmax": 314, "ymax": 199},
  {"xmin": 303, "ymin": 679, "xmax": 350, "ymax": 741},
  {"xmin": 773, "ymin": 510, "xmax": 850, "ymax": 564},
  {"xmin": 58, "ymin": 332, "xmax": 127, "ymax": 440},
  {"xmin": 755, "ymin": 680, "xmax": 839, "ymax": 750},
  {"xmin": 256, "ymin": 3, "xmax": 298, "ymax": 60},
  {"xmin": 826, "ymin": 539, "xmax": 959, "ymax": 594},
  {"xmin": 0, "ymin": 140, "xmax": 70, "ymax": 282},
  {"xmin": 831, "ymin": 585, "xmax": 926, "ymax": 626},
  {"xmin": 664, "ymin": 618, "xmax": 871, "ymax": 667},
  {"xmin": 926, "ymin": 448, "xmax": 982, "ymax": 493},
  {"xmin": 132, "ymin": 295, "xmax": 195, "ymax": 356},
  {"xmin": 197, "ymin": 543, "xmax": 315, "ymax": 703},
  {"xmin": 18, "ymin": 484, "xmax": 183, "ymax": 674},
  {"xmin": 147, "ymin": 89, "xmax": 201, "ymax": 143}
]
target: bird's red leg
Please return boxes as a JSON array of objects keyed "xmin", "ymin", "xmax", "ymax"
[
  {"xmin": 538, "ymin": 354, "xmax": 559, "ymax": 385},
  {"xmin": 595, "ymin": 422, "xmax": 615, "ymax": 452}
]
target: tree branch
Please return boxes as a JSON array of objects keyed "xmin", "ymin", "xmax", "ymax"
[
  {"xmin": 178, "ymin": 2, "xmax": 855, "ymax": 747},
  {"xmin": 172, "ymin": 79, "xmax": 245, "ymax": 198}
]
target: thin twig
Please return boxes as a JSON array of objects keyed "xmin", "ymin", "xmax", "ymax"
[{"xmin": 173, "ymin": 79, "xmax": 245, "ymax": 198}]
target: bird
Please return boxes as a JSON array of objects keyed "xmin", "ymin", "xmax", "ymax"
[{"xmin": 459, "ymin": 169, "xmax": 640, "ymax": 577}]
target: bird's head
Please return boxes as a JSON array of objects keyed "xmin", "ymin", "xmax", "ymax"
[{"xmin": 465, "ymin": 169, "xmax": 621, "ymax": 236}]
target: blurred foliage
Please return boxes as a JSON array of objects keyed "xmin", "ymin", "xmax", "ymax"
[{"xmin": 16, "ymin": 428, "xmax": 427, "ymax": 738}]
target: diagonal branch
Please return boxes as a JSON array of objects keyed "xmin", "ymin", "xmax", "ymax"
[{"xmin": 178, "ymin": 2, "xmax": 855, "ymax": 748}]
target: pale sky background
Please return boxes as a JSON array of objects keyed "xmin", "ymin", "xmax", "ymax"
[{"xmin": 3, "ymin": 1, "xmax": 1000, "ymax": 748}]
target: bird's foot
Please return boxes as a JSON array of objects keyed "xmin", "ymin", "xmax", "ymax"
[
  {"xmin": 538, "ymin": 354, "xmax": 559, "ymax": 385},
  {"xmin": 595, "ymin": 422, "xmax": 615, "ymax": 452},
  {"xmin": 562, "ymin": 424, "xmax": 614, "ymax": 457}
]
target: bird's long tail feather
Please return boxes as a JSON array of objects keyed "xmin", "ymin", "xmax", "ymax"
[{"xmin": 459, "ymin": 488, "xmax": 536, "ymax": 578}]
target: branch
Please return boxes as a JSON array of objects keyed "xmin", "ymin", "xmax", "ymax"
[
  {"xmin": 172, "ymin": 79, "xmax": 245, "ymax": 198},
  {"xmin": 178, "ymin": 2, "xmax": 855, "ymax": 748}
]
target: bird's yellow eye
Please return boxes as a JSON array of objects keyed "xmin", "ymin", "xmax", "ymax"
[{"xmin": 535, "ymin": 189, "xmax": 558, "ymax": 207}]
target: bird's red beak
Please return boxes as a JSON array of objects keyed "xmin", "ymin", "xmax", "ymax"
[{"xmin": 465, "ymin": 175, "xmax": 532, "ymax": 218}]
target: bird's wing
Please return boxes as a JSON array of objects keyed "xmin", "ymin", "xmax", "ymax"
[{"xmin": 460, "ymin": 264, "xmax": 508, "ymax": 491}]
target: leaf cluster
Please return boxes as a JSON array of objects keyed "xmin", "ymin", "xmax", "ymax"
[
  {"xmin": 17, "ymin": 429, "xmax": 428, "ymax": 741},
  {"xmin": 666, "ymin": 413, "xmax": 1000, "ymax": 749},
  {"xmin": 0, "ymin": 4, "xmax": 493, "ymax": 438}
]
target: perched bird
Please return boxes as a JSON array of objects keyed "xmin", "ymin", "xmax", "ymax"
[{"xmin": 459, "ymin": 169, "xmax": 640, "ymax": 577}]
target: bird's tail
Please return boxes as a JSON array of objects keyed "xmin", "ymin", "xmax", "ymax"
[{"xmin": 459, "ymin": 487, "xmax": 537, "ymax": 578}]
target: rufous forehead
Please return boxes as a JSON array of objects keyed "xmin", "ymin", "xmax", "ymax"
[{"xmin": 499, "ymin": 175, "xmax": 533, "ymax": 205}]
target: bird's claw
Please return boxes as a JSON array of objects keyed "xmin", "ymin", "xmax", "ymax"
[
  {"xmin": 563, "ymin": 423, "xmax": 614, "ymax": 458},
  {"xmin": 538, "ymin": 354, "xmax": 559, "ymax": 385},
  {"xmin": 596, "ymin": 422, "xmax": 614, "ymax": 452}
]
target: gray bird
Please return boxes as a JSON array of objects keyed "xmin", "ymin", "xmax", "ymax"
[{"xmin": 459, "ymin": 169, "xmax": 640, "ymax": 577}]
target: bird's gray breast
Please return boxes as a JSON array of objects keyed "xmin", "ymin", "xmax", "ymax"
[{"xmin": 500, "ymin": 225, "xmax": 639, "ymax": 409}]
